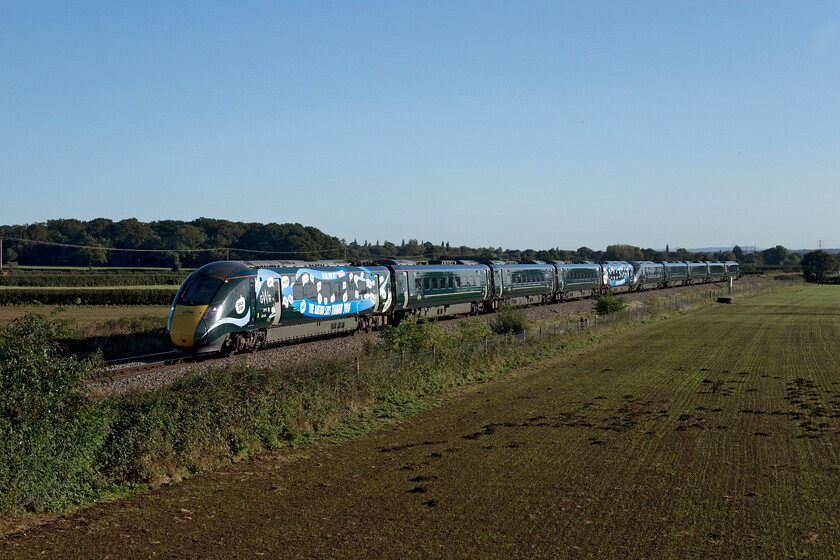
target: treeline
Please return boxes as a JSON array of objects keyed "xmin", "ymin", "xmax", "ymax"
[
  {"xmin": 345, "ymin": 240, "xmax": 739, "ymax": 265},
  {"xmin": 0, "ymin": 218, "xmax": 822, "ymax": 272},
  {"xmin": 0, "ymin": 218, "xmax": 344, "ymax": 269}
]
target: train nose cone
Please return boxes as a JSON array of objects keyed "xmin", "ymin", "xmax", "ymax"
[{"xmin": 169, "ymin": 305, "xmax": 208, "ymax": 348}]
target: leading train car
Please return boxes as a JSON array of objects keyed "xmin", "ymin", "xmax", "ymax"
[{"xmin": 168, "ymin": 260, "xmax": 392, "ymax": 354}]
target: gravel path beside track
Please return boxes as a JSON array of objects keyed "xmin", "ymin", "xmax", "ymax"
[{"xmin": 89, "ymin": 278, "xmax": 767, "ymax": 397}]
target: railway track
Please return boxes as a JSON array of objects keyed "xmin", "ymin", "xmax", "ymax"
[{"xmin": 86, "ymin": 351, "xmax": 196, "ymax": 386}]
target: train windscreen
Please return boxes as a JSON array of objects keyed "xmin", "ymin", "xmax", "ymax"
[{"xmin": 176, "ymin": 275, "xmax": 224, "ymax": 306}]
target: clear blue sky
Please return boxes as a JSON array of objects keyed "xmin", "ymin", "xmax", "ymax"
[{"xmin": 2, "ymin": 1, "xmax": 838, "ymax": 251}]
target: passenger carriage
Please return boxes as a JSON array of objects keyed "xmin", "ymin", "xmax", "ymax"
[
  {"xmin": 662, "ymin": 262, "xmax": 689, "ymax": 287},
  {"xmin": 552, "ymin": 262, "xmax": 601, "ymax": 300},
  {"xmin": 687, "ymin": 262, "xmax": 710, "ymax": 284},
  {"xmin": 382, "ymin": 259, "xmax": 491, "ymax": 320},
  {"xmin": 484, "ymin": 260, "xmax": 556, "ymax": 309}
]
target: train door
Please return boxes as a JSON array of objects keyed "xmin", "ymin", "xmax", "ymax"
[
  {"xmin": 492, "ymin": 268, "xmax": 502, "ymax": 299},
  {"xmin": 249, "ymin": 278, "xmax": 257, "ymax": 327},
  {"xmin": 374, "ymin": 272, "xmax": 393, "ymax": 314},
  {"xmin": 272, "ymin": 281, "xmax": 281, "ymax": 325},
  {"xmin": 394, "ymin": 271, "xmax": 409, "ymax": 309}
]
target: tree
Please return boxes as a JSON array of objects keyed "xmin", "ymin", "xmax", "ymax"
[
  {"xmin": 800, "ymin": 251, "xmax": 839, "ymax": 283},
  {"xmin": 576, "ymin": 247, "xmax": 595, "ymax": 261},
  {"xmin": 604, "ymin": 244, "xmax": 643, "ymax": 261},
  {"xmin": 73, "ymin": 234, "xmax": 107, "ymax": 268},
  {"xmin": 760, "ymin": 245, "xmax": 789, "ymax": 266}
]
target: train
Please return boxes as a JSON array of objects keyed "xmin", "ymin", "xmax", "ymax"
[{"xmin": 167, "ymin": 258, "xmax": 739, "ymax": 355}]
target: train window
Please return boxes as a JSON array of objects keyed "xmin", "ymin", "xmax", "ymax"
[
  {"xmin": 303, "ymin": 282, "xmax": 316, "ymax": 300},
  {"xmin": 448, "ymin": 277, "xmax": 454, "ymax": 288},
  {"xmin": 432, "ymin": 277, "xmax": 438, "ymax": 290},
  {"xmin": 424, "ymin": 277, "xmax": 431, "ymax": 290},
  {"xmin": 176, "ymin": 276, "xmax": 224, "ymax": 306},
  {"xmin": 415, "ymin": 278, "xmax": 422, "ymax": 291},
  {"xmin": 456, "ymin": 276, "xmax": 461, "ymax": 288}
]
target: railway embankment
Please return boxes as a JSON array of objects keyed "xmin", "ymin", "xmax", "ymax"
[{"xmin": 0, "ymin": 277, "xmax": 785, "ymax": 531}]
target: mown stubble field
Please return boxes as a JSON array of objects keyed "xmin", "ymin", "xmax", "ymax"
[{"xmin": 6, "ymin": 284, "xmax": 840, "ymax": 559}]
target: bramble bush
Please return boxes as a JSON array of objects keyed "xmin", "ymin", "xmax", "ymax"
[
  {"xmin": 379, "ymin": 316, "xmax": 446, "ymax": 354},
  {"xmin": 0, "ymin": 314, "xmax": 107, "ymax": 512},
  {"xmin": 490, "ymin": 305, "xmax": 527, "ymax": 335},
  {"xmin": 596, "ymin": 293, "xmax": 627, "ymax": 315}
]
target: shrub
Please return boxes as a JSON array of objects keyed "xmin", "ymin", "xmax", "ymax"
[
  {"xmin": 379, "ymin": 316, "xmax": 445, "ymax": 354},
  {"xmin": 596, "ymin": 293, "xmax": 627, "ymax": 315},
  {"xmin": 0, "ymin": 314, "xmax": 107, "ymax": 511},
  {"xmin": 490, "ymin": 305, "xmax": 527, "ymax": 335},
  {"xmin": 454, "ymin": 319, "xmax": 492, "ymax": 345}
]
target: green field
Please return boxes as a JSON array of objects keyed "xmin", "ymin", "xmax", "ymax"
[{"xmin": 0, "ymin": 305, "xmax": 169, "ymax": 329}]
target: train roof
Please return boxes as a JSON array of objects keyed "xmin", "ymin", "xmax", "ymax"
[
  {"xmin": 376, "ymin": 259, "xmax": 420, "ymax": 266},
  {"xmin": 428, "ymin": 259, "xmax": 481, "ymax": 265},
  {"xmin": 240, "ymin": 259, "xmax": 366, "ymax": 270}
]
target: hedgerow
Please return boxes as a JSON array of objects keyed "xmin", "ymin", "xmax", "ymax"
[
  {"xmin": 0, "ymin": 272, "xmax": 187, "ymax": 288},
  {"xmin": 0, "ymin": 288, "xmax": 176, "ymax": 306}
]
